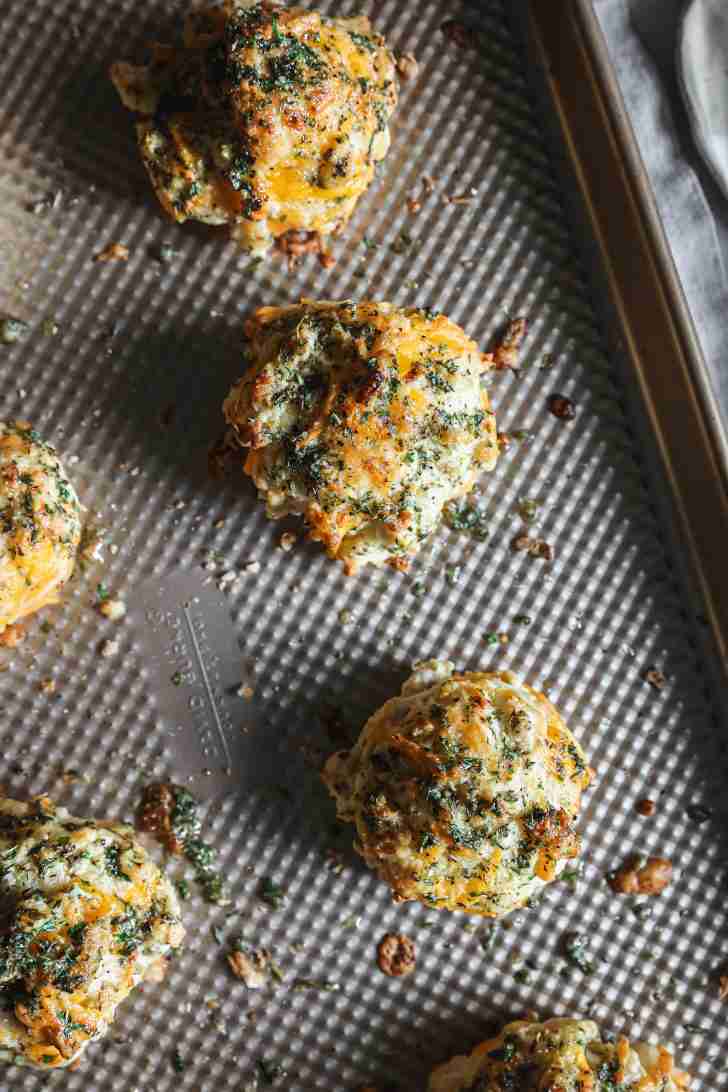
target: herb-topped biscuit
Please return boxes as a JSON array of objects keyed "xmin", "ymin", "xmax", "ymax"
[
  {"xmin": 111, "ymin": 1, "xmax": 398, "ymax": 255},
  {"xmin": 429, "ymin": 1017, "xmax": 690, "ymax": 1091},
  {"xmin": 223, "ymin": 301, "xmax": 499, "ymax": 571},
  {"xmin": 0, "ymin": 796, "xmax": 184, "ymax": 1070},
  {"xmin": 323, "ymin": 661, "xmax": 591, "ymax": 916},
  {"xmin": 0, "ymin": 421, "xmax": 81, "ymax": 635}
]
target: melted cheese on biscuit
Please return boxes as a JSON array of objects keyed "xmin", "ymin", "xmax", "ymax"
[
  {"xmin": 111, "ymin": 1, "xmax": 398, "ymax": 254},
  {"xmin": 223, "ymin": 301, "xmax": 499, "ymax": 572},
  {"xmin": 0, "ymin": 796, "xmax": 184, "ymax": 1070},
  {"xmin": 429, "ymin": 1017, "xmax": 690, "ymax": 1092},
  {"xmin": 0, "ymin": 421, "xmax": 81, "ymax": 633},
  {"xmin": 323, "ymin": 661, "xmax": 591, "ymax": 916}
]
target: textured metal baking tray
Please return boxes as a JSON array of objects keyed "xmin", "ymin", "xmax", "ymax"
[{"xmin": 1, "ymin": 0, "xmax": 727, "ymax": 1089}]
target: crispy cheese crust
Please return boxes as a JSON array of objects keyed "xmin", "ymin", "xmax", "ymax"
[
  {"xmin": 0, "ymin": 421, "xmax": 81, "ymax": 633},
  {"xmin": 223, "ymin": 301, "xmax": 499, "ymax": 571},
  {"xmin": 0, "ymin": 796, "xmax": 184, "ymax": 1070},
  {"xmin": 429, "ymin": 1017, "xmax": 691, "ymax": 1092},
  {"xmin": 322, "ymin": 661, "xmax": 591, "ymax": 916},
  {"xmin": 110, "ymin": 1, "xmax": 398, "ymax": 255}
]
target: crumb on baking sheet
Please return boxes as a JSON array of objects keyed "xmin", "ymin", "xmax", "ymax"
[
  {"xmin": 279, "ymin": 532, "xmax": 297, "ymax": 552},
  {"xmin": 227, "ymin": 942, "xmax": 269, "ymax": 989},
  {"xmin": 484, "ymin": 317, "xmax": 527, "ymax": 371},
  {"xmin": 643, "ymin": 667, "xmax": 666, "ymax": 691},
  {"xmin": 608, "ymin": 855, "xmax": 673, "ymax": 895},
  {"xmin": 137, "ymin": 782, "xmax": 227, "ymax": 904},
  {"xmin": 511, "ymin": 534, "xmax": 554, "ymax": 561},
  {"xmin": 0, "ymin": 317, "xmax": 30, "ymax": 345},
  {"xmin": 99, "ymin": 638, "xmax": 119, "ymax": 658},
  {"xmin": 94, "ymin": 242, "xmax": 129, "ymax": 263},
  {"xmin": 376, "ymin": 933, "xmax": 416, "ymax": 977},
  {"xmin": 274, "ymin": 230, "xmax": 335, "ymax": 271},
  {"xmin": 636, "ymin": 798, "xmax": 656, "ymax": 817},
  {"xmin": 0, "ymin": 623, "xmax": 26, "ymax": 648},
  {"xmin": 440, "ymin": 19, "xmax": 470, "ymax": 48},
  {"xmin": 396, "ymin": 52, "xmax": 419, "ymax": 80},
  {"xmin": 99, "ymin": 597, "xmax": 126, "ymax": 621},
  {"xmin": 548, "ymin": 393, "xmax": 576, "ymax": 420}
]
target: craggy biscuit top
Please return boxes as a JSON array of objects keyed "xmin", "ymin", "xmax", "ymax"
[
  {"xmin": 0, "ymin": 796, "xmax": 184, "ymax": 1070},
  {"xmin": 111, "ymin": 0, "xmax": 398, "ymax": 254},
  {"xmin": 223, "ymin": 301, "xmax": 499, "ymax": 571},
  {"xmin": 429, "ymin": 1017, "xmax": 690, "ymax": 1092},
  {"xmin": 0, "ymin": 421, "xmax": 81, "ymax": 633},
  {"xmin": 323, "ymin": 661, "xmax": 590, "ymax": 916}
]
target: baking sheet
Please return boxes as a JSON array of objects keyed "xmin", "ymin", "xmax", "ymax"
[{"xmin": 1, "ymin": 0, "xmax": 727, "ymax": 1089}]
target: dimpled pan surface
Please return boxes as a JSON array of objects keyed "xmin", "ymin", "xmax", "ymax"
[{"xmin": 0, "ymin": 0, "xmax": 726, "ymax": 1089}]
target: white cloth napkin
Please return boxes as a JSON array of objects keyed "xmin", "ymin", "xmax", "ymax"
[{"xmin": 592, "ymin": 0, "xmax": 728, "ymax": 421}]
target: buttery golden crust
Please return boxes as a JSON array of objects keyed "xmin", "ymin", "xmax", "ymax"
[
  {"xmin": 0, "ymin": 796, "xmax": 184, "ymax": 1070},
  {"xmin": 322, "ymin": 661, "xmax": 590, "ymax": 916},
  {"xmin": 223, "ymin": 300, "xmax": 499, "ymax": 571},
  {"xmin": 111, "ymin": 1, "xmax": 398, "ymax": 254},
  {"xmin": 0, "ymin": 421, "xmax": 81, "ymax": 633},
  {"xmin": 428, "ymin": 1017, "xmax": 691, "ymax": 1092}
]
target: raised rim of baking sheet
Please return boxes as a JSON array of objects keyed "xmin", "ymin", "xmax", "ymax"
[{"xmin": 523, "ymin": 0, "xmax": 728, "ymax": 686}]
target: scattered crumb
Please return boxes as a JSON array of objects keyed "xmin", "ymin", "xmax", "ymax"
[
  {"xmin": 137, "ymin": 783, "xmax": 194, "ymax": 858},
  {"xmin": 484, "ymin": 317, "xmax": 527, "ymax": 371},
  {"xmin": 0, "ymin": 317, "xmax": 30, "ymax": 345},
  {"xmin": 511, "ymin": 534, "xmax": 554, "ymax": 561},
  {"xmin": 99, "ymin": 598, "xmax": 126, "ymax": 621},
  {"xmin": 60, "ymin": 769, "xmax": 88, "ymax": 785},
  {"xmin": 608, "ymin": 856, "xmax": 673, "ymax": 895},
  {"xmin": 635, "ymin": 798, "xmax": 656, "ymax": 817},
  {"xmin": 244, "ymin": 559, "xmax": 262, "ymax": 574},
  {"xmin": 94, "ymin": 242, "xmax": 129, "ymax": 263},
  {"xmin": 422, "ymin": 175, "xmax": 436, "ymax": 195},
  {"xmin": 406, "ymin": 195, "xmax": 422, "ymax": 214},
  {"xmin": 719, "ymin": 975, "xmax": 728, "ymax": 1002},
  {"xmin": 376, "ymin": 933, "xmax": 416, "ymax": 977},
  {"xmin": 99, "ymin": 638, "xmax": 119, "ymax": 658},
  {"xmin": 0, "ymin": 623, "xmax": 26, "ymax": 649},
  {"xmin": 440, "ymin": 19, "xmax": 470, "ymax": 48},
  {"xmin": 548, "ymin": 393, "xmax": 576, "ymax": 420},
  {"xmin": 227, "ymin": 946, "xmax": 269, "ymax": 989},
  {"xmin": 79, "ymin": 526, "xmax": 106, "ymax": 563},
  {"xmin": 159, "ymin": 403, "xmax": 176, "ymax": 428},
  {"xmin": 237, "ymin": 685, "xmax": 254, "ymax": 700},
  {"xmin": 39, "ymin": 678, "xmax": 56, "ymax": 694},
  {"xmin": 445, "ymin": 192, "xmax": 476, "ymax": 206},
  {"xmin": 274, "ymin": 229, "xmax": 333, "ymax": 270},
  {"xmin": 279, "ymin": 532, "xmax": 297, "ymax": 552},
  {"xmin": 218, "ymin": 570, "xmax": 240, "ymax": 591},
  {"xmin": 396, "ymin": 52, "xmax": 419, "ymax": 80},
  {"xmin": 643, "ymin": 667, "xmax": 666, "ymax": 691},
  {"xmin": 497, "ymin": 431, "xmax": 512, "ymax": 452}
]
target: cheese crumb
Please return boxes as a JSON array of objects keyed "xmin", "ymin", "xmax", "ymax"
[
  {"xmin": 100, "ymin": 639, "xmax": 120, "ymax": 658},
  {"xmin": 279, "ymin": 532, "xmax": 297, "ymax": 552},
  {"xmin": 99, "ymin": 598, "xmax": 126, "ymax": 622}
]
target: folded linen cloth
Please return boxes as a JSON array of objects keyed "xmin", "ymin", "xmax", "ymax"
[{"xmin": 592, "ymin": 0, "xmax": 728, "ymax": 421}]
